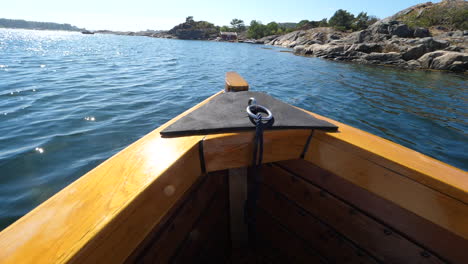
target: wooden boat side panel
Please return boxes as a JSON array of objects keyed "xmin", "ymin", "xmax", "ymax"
[
  {"xmin": 305, "ymin": 135, "xmax": 468, "ymax": 241},
  {"xmin": 260, "ymin": 164, "xmax": 446, "ymax": 264},
  {"xmin": 301, "ymin": 110, "xmax": 468, "ymax": 204},
  {"xmin": 257, "ymin": 184, "xmax": 379, "ymax": 264},
  {"xmin": 171, "ymin": 206, "xmax": 230, "ymax": 264},
  {"xmin": 277, "ymin": 159, "xmax": 468, "ymax": 264},
  {"xmin": 169, "ymin": 171, "xmax": 230, "ymax": 263},
  {"xmin": 124, "ymin": 170, "xmax": 229, "ymax": 263},
  {"xmin": 0, "ymin": 91, "xmax": 223, "ymax": 264}
]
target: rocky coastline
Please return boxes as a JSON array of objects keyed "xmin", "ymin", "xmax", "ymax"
[
  {"xmin": 253, "ymin": 2, "xmax": 468, "ymax": 72},
  {"xmin": 257, "ymin": 23, "xmax": 467, "ymax": 72},
  {"xmin": 95, "ymin": 1, "xmax": 467, "ymax": 73}
]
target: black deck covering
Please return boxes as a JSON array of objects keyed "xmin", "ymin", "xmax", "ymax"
[{"xmin": 160, "ymin": 91, "xmax": 338, "ymax": 137}]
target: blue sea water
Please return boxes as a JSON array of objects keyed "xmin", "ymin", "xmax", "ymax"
[{"xmin": 0, "ymin": 29, "xmax": 467, "ymax": 230}]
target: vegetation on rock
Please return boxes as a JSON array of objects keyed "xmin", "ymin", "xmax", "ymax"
[
  {"xmin": 328, "ymin": 10, "xmax": 378, "ymax": 31},
  {"xmin": 397, "ymin": 0, "xmax": 468, "ymax": 30},
  {"xmin": 328, "ymin": 9, "xmax": 355, "ymax": 30}
]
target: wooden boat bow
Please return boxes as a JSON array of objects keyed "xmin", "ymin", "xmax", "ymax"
[{"xmin": 0, "ymin": 72, "xmax": 466, "ymax": 264}]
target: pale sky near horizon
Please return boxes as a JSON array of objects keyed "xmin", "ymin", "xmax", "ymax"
[{"xmin": 1, "ymin": 0, "xmax": 441, "ymax": 31}]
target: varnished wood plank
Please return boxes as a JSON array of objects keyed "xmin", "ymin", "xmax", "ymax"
[
  {"xmin": 203, "ymin": 129, "xmax": 311, "ymax": 172},
  {"xmin": 123, "ymin": 172, "xmax": 209, "ymax": 263},
  {"xmin": 261, "ymin": 165, "xmax": 446, "ymax": 264},
  {"xmin": 193, "ymin": 233, "xmax": 231, "ymax": 264},
  {"xmin": 190, "ymin": 220, "xmax": 231, "ymax": 264},
  {"xmin": 171, "ymin": 186, "xmax": 229, "ymax": 263},
  {"xmin": 172, "ymin": 214, "xmax": 229, "ymax": 264},
  {"xmin": 304, "ymin": 136, "xmax": 468, "ymax": 241},
  {"xmin": 256, "ymin": 209, "xmax": 326, "ymax": 264},
  {"xmin": 257, "ymin": 184, "xmax": 378, "ymax": 264},
  {"xmin": 277, "ymin": 159, "xmax": 468, "ymax": 264},
  {"xmin": 134, "ymin": 171, "xmax": 227, "ymax": 264},
  {"xmin": 0, "ymin": 91, "xmax": 223, "ymax": 264},
  {"xmin": 229, "ymin": 167, "xmax": 249, "ymax": 254},
  {"xmin": 300, "ymin": 109, "xmax": 468, "ymax": 205},
  {"xmin": 225, "ymin": 71, "xmax": 249, "ymax": 92}
]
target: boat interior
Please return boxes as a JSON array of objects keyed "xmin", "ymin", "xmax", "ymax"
[
  {"xmin": 124, "ymin": 160, "xmax": 467, "ymax": 264},
  {"xmin": 0, "ymin": 72, "xmax": 466, "ymax": 264}
]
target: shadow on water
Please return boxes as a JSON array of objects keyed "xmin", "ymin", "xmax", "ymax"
[{"xmin": 0, "ymin": 29, "xmax": 467, "ymax": 230}]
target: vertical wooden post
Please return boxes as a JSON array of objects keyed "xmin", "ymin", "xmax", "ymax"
[
  {"xmin": 225, "ymin": 72, "xmax": 249, "ymax": 261},
  {"xmin": 225, "ymin": 71, "xmax": 249, "ymax": 92}
]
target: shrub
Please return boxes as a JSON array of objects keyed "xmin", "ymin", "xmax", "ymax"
[
  {"xmin": 329, "ymin": 9, "xmax": 355, "ymax": 30},
  {"xmin": 399, "ymin": 3, "xmax": 468, "ymax": 30}
]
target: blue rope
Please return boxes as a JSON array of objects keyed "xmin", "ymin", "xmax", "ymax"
[
  {"xmin": 252, "ymin": 113, "xmax": 264, "ymax": 167},
  {"xmin": 246, "ymin": 112, "xmax": 266, "ymax": 250}
]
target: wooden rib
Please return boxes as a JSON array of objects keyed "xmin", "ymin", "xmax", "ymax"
[
  {"xmin": 203, "ymin": 129, "xmax": 311, "ymax": 172},
  {"xmin": 126, "ymin": 170, "xmax": 227, "ymax": 264},
  {"xmin": 0, "ymin": 91, "xmax": 223, "ymax": 264},
  {"xmin": 261, "ymin": 164, "xmax": 446, "ymax": 264},
  {"xmin": 257, "ymin": 184, "xmax": 379, "ymax": 264},
  {"xmin": 305, "ymin": 135, "xmax": 468, "ymax": 241},
  {"xmin": 225, "ymin": 71, "xmax": 249, "ymax": 92},
  {"xmin": 277, "ymin": 159, "xmax": 468, "ymax": 264},
  {"xmin": 300, "ymin": 109, "xmax": 468, "ymax": 204},
  {"xmin": 256, "ymin": 209, "xmax": 326, "ymax": 264}
]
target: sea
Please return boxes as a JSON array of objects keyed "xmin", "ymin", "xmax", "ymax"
[{"xmin": 0, "ymin": 28, "xmax": 467, "ymax": 230}]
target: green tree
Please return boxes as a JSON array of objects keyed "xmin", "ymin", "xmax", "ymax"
[
  {"xmin": 266, "ymin": 22, "xmax": 279, "ymax": 35},
  {"xmin": 352, "ymin": 12, "xmax": 369, "ymax": 30},
  {"xmin": 329, "ymin": 9, "xmax": 355, "ymax": 30},
  {"xmin": 247, "ymin": 20, "xmax": 266, "ymax": 39},
  {"xmin": 185, "ymin": 16, "xmax": 194, "ymax": 24},
  {"xmin": 220, "ymin": 25, "xmax": 231, "ymax": 32},
  {"xmin": 318, "ymin": 18, "xmax": 328, "ymax": 27},
  {"xmin": 297, "ymin": 20, "xmax": 310, "ymax": 28},
  {"xmin": 230, "ymin": 18, "xmax": 245, "ymax": 32}
]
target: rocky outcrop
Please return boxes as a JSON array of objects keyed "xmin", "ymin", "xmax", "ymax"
[
  {"xmin": 259, "ymin": 1, "xmax": 467, "ymax": 72},
  {"xmin": 413, "ymin": 27, "xmax": 430, "ymax": 38},
  {"xmin": 265, "ymin": 19, "xmax": 466, "ymax": 72},
  {"xmin": 254, "ymin": 35, "xmax": 279, "ymax": 44},
  {"xmin": 259, "ymin": 27, "xmax": 347, "ymax": 47},
  {"xmin": 418, "ymin": 51, "xmax": 468, "ymax": 71}
]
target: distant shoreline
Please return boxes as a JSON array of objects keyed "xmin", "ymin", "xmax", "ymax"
[
  {"xmin": 0, "ymin": 27, "xmax": 80, "ymax": 32},
  {"xmin": 0, "ymin": 18, "xmax": 83, "ymax": 32}
]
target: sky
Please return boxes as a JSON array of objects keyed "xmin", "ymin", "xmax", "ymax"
[{"xmin": 0, "ymin": 0, "xmax": 441, "ymax": 31}]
